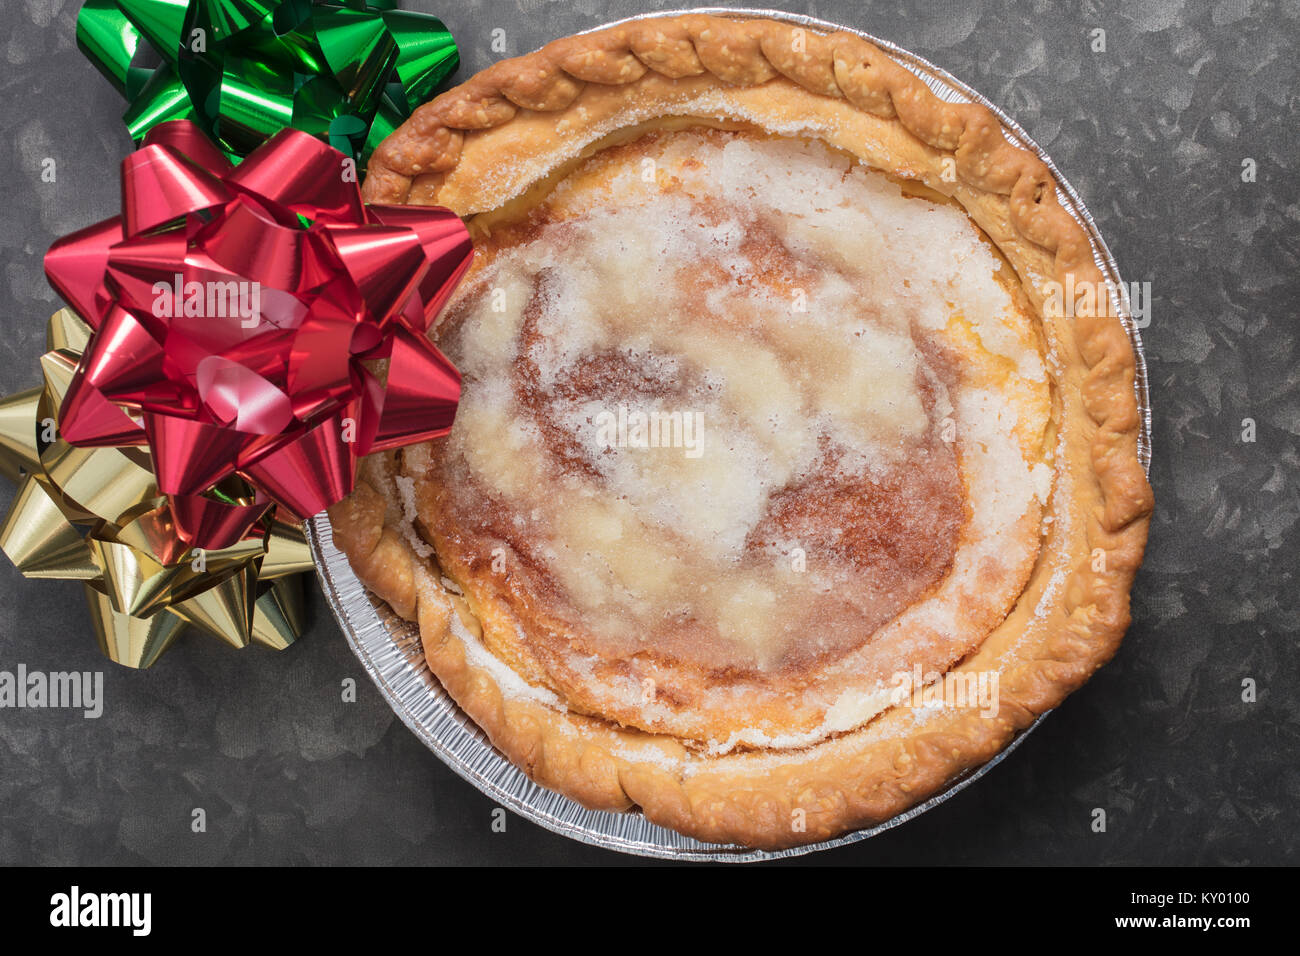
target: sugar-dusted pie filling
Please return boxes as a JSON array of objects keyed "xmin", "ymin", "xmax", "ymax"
[{"xmin": 396, "ymin": 128, "xmax": 1054, "ymax": 751}]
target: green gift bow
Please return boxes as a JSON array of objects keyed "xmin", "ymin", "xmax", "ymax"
[{"xmin": 76, "ymin": 0, "xmax": 458, "ymax": 167}]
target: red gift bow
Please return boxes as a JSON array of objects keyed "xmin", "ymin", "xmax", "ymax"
[{"xmin": 44, "ymin": 119, "xmax": 472, "ymax": 550}]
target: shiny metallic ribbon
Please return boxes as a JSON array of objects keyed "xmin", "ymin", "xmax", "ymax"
[
  {"xmin": 0, "ymin": 309, "xmax": 315, "ymax": 668},
  {"xmin": 0, "ymin": 119, "xmax": 472, "ymax": 667},
  {"xmin": 76, "ymin": 0, "xmax": 459, "ymax": 166}
]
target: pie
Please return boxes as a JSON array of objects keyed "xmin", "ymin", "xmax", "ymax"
[{"xmin": 329, "ymin": 13, "xmax": 1153, "ymax": 849}]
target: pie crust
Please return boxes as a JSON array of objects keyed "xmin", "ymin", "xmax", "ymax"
[{"xmin": 330, "ymin": 14, "xmax": 1153, "ymax": 849}]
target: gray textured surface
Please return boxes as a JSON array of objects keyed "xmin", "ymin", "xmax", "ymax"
[{"xmin": 0, "ymin": 0, "xmax": 1297, "ymax": 866}]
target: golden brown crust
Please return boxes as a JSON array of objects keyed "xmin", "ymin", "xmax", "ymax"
[{"xmin": 331, "ymin": 14, "xmax": 1154, "ymax": 850}]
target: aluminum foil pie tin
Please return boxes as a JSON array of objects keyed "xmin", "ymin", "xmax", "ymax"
[{"xmin": 306, "ymin": 7, "xmax": 1154, "ymax": 862}]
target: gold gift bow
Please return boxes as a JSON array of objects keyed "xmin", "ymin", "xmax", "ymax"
[{"xmin": 0, "ymin": 309, "xmax": 316, "ymax": 668}]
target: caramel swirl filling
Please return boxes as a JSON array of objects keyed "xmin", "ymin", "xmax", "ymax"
[{"xmin": 406, "ymin": 129, "xmax": 1052, "ymax": 745}]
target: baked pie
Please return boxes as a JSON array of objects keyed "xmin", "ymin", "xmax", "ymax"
[{"xmin": 329, "ymin": 14, "xmax": 1153, "ymax": 849}]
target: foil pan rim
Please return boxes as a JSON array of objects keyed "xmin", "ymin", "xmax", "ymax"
[{"xmin": 309, "ymin": 6, "xmax": 1154, "ymax": 862}]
